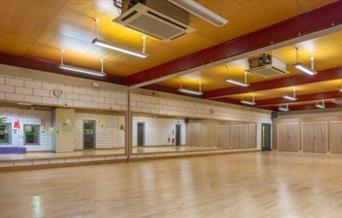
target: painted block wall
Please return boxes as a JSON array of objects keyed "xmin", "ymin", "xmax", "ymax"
[
  {"xmin": 0, "ymin": 64, "xmax": 272, "ymax": 149},
  {"xmin": 132, "ymin": 116, "xmax": 186, "ymax": 146},
  {"xmin": 0, "ymin": 107, "xmax": 53, "ymax": 151},
  {"xmin": 74, "ymin": 113, "xmax": 125, "ymax": 149}
]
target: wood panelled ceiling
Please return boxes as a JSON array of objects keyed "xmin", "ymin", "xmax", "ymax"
[
  {"xmin": 0, "ymin": 0, "xmax": 334, "ymax": 77},
  {"xmin": 160, "ymin": 30, "xmax": 342, "ymax": 91},
  {"xmin": 0, "ymin": 0, "xmax": 341, "ymax": 112}
]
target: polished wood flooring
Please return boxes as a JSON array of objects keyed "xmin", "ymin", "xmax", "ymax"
[
  {"xmin": 0, "ymin": 146, "xmax": 219, "ymax": 161},
  {"xmin": 1, "ymin": 152, "xmax": 342, "ymax": 217}
]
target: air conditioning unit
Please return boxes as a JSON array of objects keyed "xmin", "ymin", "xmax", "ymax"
[
  {"xmin": 113, "ymin": 0, "xmax": 195, "ymax": 41},
  {"xmin": 247, "ymin": 54, "xmax": 288, "ymax": 78}
]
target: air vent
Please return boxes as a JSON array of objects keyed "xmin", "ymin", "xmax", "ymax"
[
  {"xmin": 247, "ymin": 54, "xmax": 288, "ymax": 78},
  {"xmin": 113, "ymin": 3, "xmax": 195, "ymax": 41}
]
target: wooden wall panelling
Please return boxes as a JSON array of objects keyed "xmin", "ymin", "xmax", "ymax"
[
  {"xmin": 277, "ymin": 123, "xmax": 300, "ymax": 152},
  {"xmin": 230, "ymin": 124, "xmax": 248, "ymax": 149},
  {"xmin": 216, "ymin": 125, "xmax": 231, "ymax": 148},
  {"xmin": 287, "ymin": 124, "xmax": 300, "ymax": 152},
  {"xmin": 302, "ymin": 122, "xmax": 327, "ymax": 153},
  {"xmin": 329, "ymin": 121, "xmax": 342, "ymax": 154},
  {"xmin": 248, "ymin": 123, "xmax": 257, "ymax": 148}
]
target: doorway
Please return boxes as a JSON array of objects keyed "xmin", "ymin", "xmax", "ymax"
[
  {"xmin": 83, "ymin": 120, "xmax": 96, "ymax": 149},
  {"xmin": 261, "ymin": 123, "xmax": 271, "ymax": 151},
  {"xmin": 137, "ymin": 122, "xmax": 145, "ymax": 147},
  {"xmin": 175, "ymin": 124, "xmax": 182, "ymax": 146}
]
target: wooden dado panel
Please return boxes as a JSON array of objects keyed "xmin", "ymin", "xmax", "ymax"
[
  {"xmin": 329, "ymin": 121, "xmax": 342, "ymax": 154},
  {"xmin": 248, "ymin": 123, "xmax": 257, "ymax": 148},
  {"xmin": 230, "ymin": 124, "xmax": 248, "ymax": 149},
  {"xmin": 277, "ymin": 123, "xmax": 300, "ymax": 152},
  {"xmin": 216, "ymin": 125, "xmax": 231, "ymax": 148},
  {"xmin": 302, "ymin": 122, "xmax": 327, "ymax": 153},
  {"xmin": 186, "ymin": 122, "xmax": 256, "ymax": 149}
]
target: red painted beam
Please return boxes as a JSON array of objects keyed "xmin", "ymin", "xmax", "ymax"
[
  {"xmin": 256, "ymin": 91, "xmax": 342, "ymax": 107},
  {"xmin": 205, "ymin": 67, "xmax": 342, "ymax": 99},
  {"xmin": 0, "ymin": 52, "xmax": 123, "ymax": 84},
  {"xmin": 125, "ymin": 1, "xmax": 342, "ymax": 86}
]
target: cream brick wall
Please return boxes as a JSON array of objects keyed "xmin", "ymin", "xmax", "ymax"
[
  {"xmin": 0, "ymin": 64, "xmax": 272, "ymax": 149},
  {"xmin": 132, "ymin": 116, "xmax": 185, "ymax": 146},
  {"xmin": 0, "ymin": 107, "xmax": 53, "ymax": 151},
  {"xmin": 74, "ymin": 113, "xmax": 125, "ymax": 149}
]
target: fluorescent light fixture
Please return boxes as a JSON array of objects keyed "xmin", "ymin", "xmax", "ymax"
[
  {"xmin": 283, "ymin": 95, "xmax": 297, "ymax": 101},
  {"xmin": 226, "ymin": 79, "xmax": 250, "ymax": 87},
  {"xmin": 240, "ymin": 95, "xmax": 255, "ymax": 106},
  {"xmin": 240, "ymin": 100, "xmax": 255, "ymax": 106},
  {"xmin": 226, "ymin": 71, "xmax": 249, "ymax": 87},
  {"xmin": 283, "ymin": 89, "xmax": 297, "ymax": 101},
  {"xmin": 92, "ymin": 38, "xmax": 147, "ymax": 58},
  {"xmin": 278, "ymin": 104, "xmax": 289, "ymax": 112},
  {"xmin": 168, "ymin": 0, "xmax": 228, "ymax": 27},
  {"xmin": 315, "ymin": 100, "xmax": 325, "ymax": 109},
  {"xmin": 178, "ymin": 88, "xmax": 203, "ymax": 96},
  {"xmin": 293, "ymin": 63, "xmax": 317, "ymax": 75},
  {"xmin": 59, "ymin": 64, "xmax": 105, "ymax": 77}
]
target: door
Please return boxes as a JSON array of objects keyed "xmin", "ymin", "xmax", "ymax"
[
  {"xmin": 137, "ymin": 122, "xmax": 145, "ymax": 147},
  {"xmin": 277, "ymin": 123, "xmax": 299, "ymax": 152},
  {"xmin": 330, "ymin": 122, "xmax": 342, "ymax": 153},
  {"xmin": 261, "ymin": 123, "xmax": 271, "ymax": 151},
  {"xmin": 175, "ymin": 124, "xmax": 182, "ymax": 146},
  {"xmin": 83, "ymin": 120, "xmax": 96, "ymax": 149},
  {"xmin": 302, "ymin": 122, "xmax": 327, "ymax": 153}
]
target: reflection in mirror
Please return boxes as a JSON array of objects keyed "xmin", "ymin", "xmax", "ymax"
[
  {"xmin": 132, "ymin": 113, "xmax": 257, "ymax": 155},
  {"xmin": 0, "ymin": 103, "xmax": 126, "ymax": 162}
]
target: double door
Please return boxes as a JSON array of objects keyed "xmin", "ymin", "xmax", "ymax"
[
  {"xmin": 302, "ymin": 122, "xmax": 327, "ymax": 153},
  {"xmin": 277, "ymin": 123, "xmax": 299, "ymax": 152}
]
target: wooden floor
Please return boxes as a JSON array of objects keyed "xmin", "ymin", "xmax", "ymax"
[
  {"xmin": 1, "ymin": 152, "xmax": 342, "ymax": 217},
  {"xmin": 0, "ymin": 146, "xmax": 219, "ymax": 161}
]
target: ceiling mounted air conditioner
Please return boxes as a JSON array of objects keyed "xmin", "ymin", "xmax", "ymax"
[
  {"xmin": 247, "ymin": 54, "xmax": 288, "ymax": 78},
  {"xmin": 113, "ymin": 0, "xmax": 195, "ymax": 41}
]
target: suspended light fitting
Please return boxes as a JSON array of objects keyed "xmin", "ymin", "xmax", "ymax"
[
  {"xmin": 92, "ymin": 18, "xmax": 147, "ymax": 58},
  {"xmin": 226, "ymin": 65, "xmax": 250, "ymax": 87},
  {"xmin": 240, "ymin": 94, "xmax": 255, "ymax": 106},
  {"xmin": 178, "ymin": 80, "xmax": 203, "ymax": 96},
  {"xmin": 283, "ymin": 89, "xmax": 297, "ymax": 101},
  {"xmin": 315, "ymin": 100, "xmax": 325, "ymax": 109},
  {"xmin": 59, "ymin": 49, "xmax": 105, "ymax": 77},
  {"xmin": 278, "ymin": 104, "xmax": 289, "ymax": 112},
  {"xmin": 293, "ymin": 47, "xmax": 317, "ymax": 75}
]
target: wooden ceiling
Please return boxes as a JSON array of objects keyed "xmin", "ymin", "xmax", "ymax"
[
  {"xmin": 0, "ymin": 0, "xmax": 341, "ymax": 112},
  {"xmin": 0, "ymin": 0, "xmax": 334, "ymax": 76}
]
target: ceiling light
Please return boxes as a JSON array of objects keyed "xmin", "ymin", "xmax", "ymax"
[
  {"xmin": 60, "ymin": 65, "xmax": 105, "ymax": 77},
  {"xmin": 226, "ymin": 69, "xmax": 249, "ymax": 87},
  {"xmin": 92, "ymin": 38, "xmax": 147, "ymax": 58},
  {"xmin": 240, "ymin": 95, "xmax": 255, "ymax": 106},
  {"xmin": 178, "ymin": 88, "xmax": 203, "ymax": 96},
  {"xmin": 168, "ymin": 0, "xmax": 228, "ymax": 27},
  {"xmin": 278, "ymin": 104, "xmax": 289, "ymax": 112},
  {"xmin": 178, "ymin": 80, "xmax": 203, "ymax": 96},
  {"xmin": 293, "ymin": 47, "xmax": 317, "ymax": 75},
  {"xmin": 59, "ymin": 49, "xmax": 105, "ymax": 77},
  {"xmin": 283, "ymin": 89, "xmax": 297, "ymax": 101},
  {"xmin": 315, "ymin": 100, "xmax": 325, "ymax": 109},
  {"xmin": 226, "ymin": 79, "xmax": 250, "ymax": 87},
  {"xmin": 293, "ymin": 63, "xmax": 317, "ymax": 75}
]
